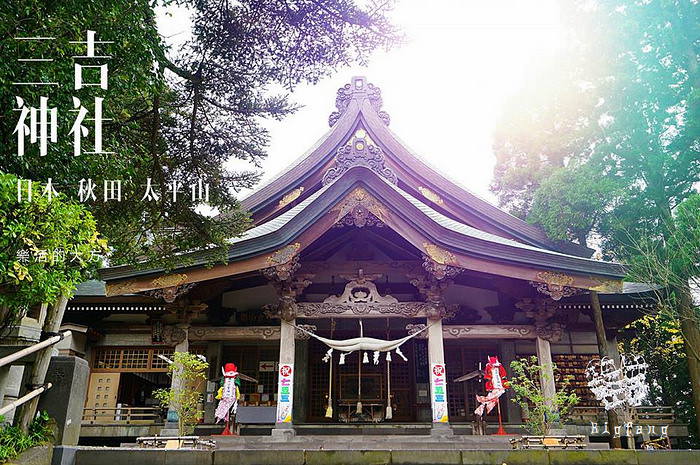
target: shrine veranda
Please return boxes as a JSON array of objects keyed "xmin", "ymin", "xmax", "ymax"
[{"xmin": 59, "ymin": 77, "xmax": 686, "ymax": 446}]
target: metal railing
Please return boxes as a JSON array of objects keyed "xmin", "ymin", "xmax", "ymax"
[
  {"xmin": 568, "ymin": 406, "xmax": 676, "ymax": 425},
  {"xmin": 82, "ymin": 406, "xmax": 164, "ymax": 425}
]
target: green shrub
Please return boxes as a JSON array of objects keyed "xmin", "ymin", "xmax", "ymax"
[
  {"xmin": 0, "ymin": 411, "xmax": 52, "ymax": 463},
  {"xmin": 509, "ymin": 356, "xmax": 579, "ymax": 435}
]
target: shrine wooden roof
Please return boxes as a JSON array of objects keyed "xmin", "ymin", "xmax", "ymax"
[
  {"xmin": 97, "ymin": 77, "xmax": 629, "ymax": 296},
  {"xmin": 241, "ymin": 76, "xmax": 592, "ymax": 257}
]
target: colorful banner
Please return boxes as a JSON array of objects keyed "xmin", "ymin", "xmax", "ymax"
[
  {"xmin": 431, "ymin": 363, "xmax": 449, "ymax": 423},
  {"xmin": 276, "ymin": 363, "xmax": 294, "ymax": 423}
]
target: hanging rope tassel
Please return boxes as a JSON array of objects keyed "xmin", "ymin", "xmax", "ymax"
[
  {"xmin": 325, "ymin": 351, "xmax": 333, "ymax": 418},
  {"xmin": 339, "ymin": 353, "xmax": 346, "ymax": 365},
  {"xmin": 386, "ymin": 357, "xmax": 393, "ymax": 420},
  {"xmin": 386, "ymin": 351, "xmax": 392, "ymax": 362},
  {"xmin": 395, "ymin": 347, "xmax": 408, "ymax": 362},
  {"xmin": 373, "ymin": 351, "xmax": 380, "ymax": 365},
  {"xmin": 363, "ymin": 351, "xmax": 369, "ymax": 364}
]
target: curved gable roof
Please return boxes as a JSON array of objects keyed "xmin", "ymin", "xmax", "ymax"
[
  {"xmin": 101, "ymin": 166, "xmax": 624, "ymax": 294},
  {"xmin": 240, "ymin": 77, "xmax": 592, "ymax": 257}
]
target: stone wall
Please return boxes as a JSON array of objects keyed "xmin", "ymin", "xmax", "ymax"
[{"xmin": 63, "ymin": 447, "xmax": 700, "ymax": 465}]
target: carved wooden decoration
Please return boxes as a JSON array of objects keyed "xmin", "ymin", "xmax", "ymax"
[
  {"xmin": 266, "ymin": 243, "xmax": 301, "ymax": 266},
  {"xmin": 422, "ymin": 243, "xmax": 458, "ymax": 265},
  {"xmin": 278, "ymin": 187, "xmax": 304, "ymax": 208},
  {"xmin": 146, "ymin": 283, "xmax": 196, "ymax": 303},
  {"xmin": 189, "ymin": 326, "xmax": 281, "ymax": 341},
  {"xmin": 324, "ymin": 270, "xmax": 398, "ymax": 305},
  {"xmin": 421, "ymin": 253, "xmax": 462, "ymax": 281},
  {"xmin": 296, "ymin": 301, "xmax": 434, "ymax": 318},
  {"xmin": 322, "ymin": 137, "xmax": 397, "ymax": 186},
  {"xmin": 407, "ymin": 324, "xmax": 537, "ymax": 340},
  {"xmin": 418, "ymin": 187, "xmax": 444, "ymax": 205},
  {"xmin": 163, "ymin": 325, "xmax": 187, "ymax": 345},
  {"xmin": 262, "ymin": 244, "xmax": 301, "ymax": 282},
  {"xmin": 328, "ymin": 78, "xmax": 390, "ymax": 127},
  {"xmin": 294, "ymin": 324, "xmax": 317, "ymax": 340},
  {"xmin": 331, "ymin": 187, "xmax": 388, "ymax": 229},
  {"xmin": 530, "ymin": 271, "xmax": 581, "ymax": 301},
  {"xmin": 334, "ymin": 211, "xmax": 384, "ymax": 228},
  {"xmin": 152, "ymin": 273, "xmax": 188, "ymax": 289},
  {"xmin": 105, "ymin": 279, "xmax": 138, "ymax": 297},
  {"xmin": 535, "ymin": 322, "xmax": 565, "ymax": 342}
]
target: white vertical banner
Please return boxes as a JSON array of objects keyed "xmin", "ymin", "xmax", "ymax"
[
  {"xmin": 431, "ymin": 363, "xmax": 449, "ymax": 423},
  {"xmin": 276, "ymin": 363, "xmax": 294, "ymax": 423}
]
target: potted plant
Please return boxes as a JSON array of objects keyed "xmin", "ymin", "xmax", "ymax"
[{"xmin": 509, "ymin": 356, "xmax": 578, "ymax": 446}]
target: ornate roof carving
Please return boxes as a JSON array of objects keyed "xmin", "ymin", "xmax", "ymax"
[
  {"xmin": 328, "ymin": 77, "xmax": 390, "ymax": 127},
  {"xmin": 529, "ymin": 271, "xmax": 582, "ymax": 301},
  {"xmin": 322, "ymin": 135, "xmax": 397, "ymax": 186},
  {"xmin": 332, "ymin": 187, "xmax": 388, "ymax": 226},
  {"xmin": 324, "ymin": 270, "xmax": 398, "ymax": 305}
]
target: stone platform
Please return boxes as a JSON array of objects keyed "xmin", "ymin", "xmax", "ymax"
[
  {"xmin": 57, "ymin": 446, "xmax": 700, "ymax": 465},
  {"xmin": 212, "ymin": 433, "xmax": 524, "ymax": 450}
]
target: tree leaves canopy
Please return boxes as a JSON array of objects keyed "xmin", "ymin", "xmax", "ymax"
[{"xmin": 0, "ymin": 0, "xmax": 401, "ymax": 270}]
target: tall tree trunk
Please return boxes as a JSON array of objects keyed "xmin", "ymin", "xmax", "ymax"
[
  {"xmin": 590, "ymin": 291, "xmax": 622, "ymax": 449},
  {"xmin": 677, "ymin": 285, "xmax": 700, "ymax": 440},
  {"xmin": 17, "ymin": 294, "xmax": 69, "ymax": 432}
]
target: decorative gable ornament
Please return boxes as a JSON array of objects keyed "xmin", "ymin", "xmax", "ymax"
[
  {"xmin": 332, "ymin": 187, "xmax": 388, "ymax": 227},
  {"xmin": 323, "ymin": 136, "xmax": 398, "ymax": 186},
  {"xmin": 328, "ymin": 77, "xmax": 390, "ymax": 127},
  {"xmin": 324, "ymin": 270, "xmax": 398, "ymax": 306}
]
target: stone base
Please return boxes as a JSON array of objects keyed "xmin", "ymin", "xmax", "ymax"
[
  {"xmin": 430, "ymin": 423, "xmax": 454, "ymax": 437},
  {"xmin": 271, "ymin": 425, "xmax": 296, "ymax": 440},
  {"xmin": 37, "ymin": 356, "xmax": 89, "ymax": 446},
  {"xmin": 159, "ymin": 428, "xmax": 180, "ymax": 436}
]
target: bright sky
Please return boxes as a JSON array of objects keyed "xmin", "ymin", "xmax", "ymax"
[{"xmin": 157, "ymin": 0, "xmax": 566, "ymax": 204}]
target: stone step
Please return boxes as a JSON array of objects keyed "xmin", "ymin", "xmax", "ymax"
[{"xmin": 210, "ymin": 434, "xmax": 517, "ymax": 450}]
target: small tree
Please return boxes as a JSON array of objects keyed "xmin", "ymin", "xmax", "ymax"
[
  {"xmin": 509, "ymin": 356, "xmax": 578, "ymax": 435},
  {"xmin": 154, "ymin": 352, "xmax": 208, "ymax": 436}
]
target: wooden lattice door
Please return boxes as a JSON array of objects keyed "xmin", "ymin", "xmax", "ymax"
[
  {"xmin": 307, "ymin": 338, "xmax": 416, "ymax": 422},
  {"xmin": 307, "ymin": 338, "xmax": 332, "ymax": 421},
  {"xmin": 445, "ymin": 344, "xmax": 500, "ymax": 422}
]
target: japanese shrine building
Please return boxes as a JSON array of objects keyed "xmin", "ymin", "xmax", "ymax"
[{"xmin": 62, "ymin": 77, "xmax": 677, "ymax": 442}]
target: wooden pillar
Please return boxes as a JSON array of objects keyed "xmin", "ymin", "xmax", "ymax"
[
  {"xmin": 17, "ymin": 295, "xmax": 68, "ymax": 431},
  {"xmin": 535, "ymin": 336, "xmax": 556, "ymax": 412},
  {"xmin": 500, "ymin": 341, "xmax": 521, "ymax": 423},
  {"xmin": 590, "ymin": 290, "xmax": 622, "ymax": 448},
  {"xmin": 428, "ymin": 315, "xmax": 451, "ymax": 435},
  {"xmin": 163, "ymin": 325, "xmax": 189, "ymax": 433}
]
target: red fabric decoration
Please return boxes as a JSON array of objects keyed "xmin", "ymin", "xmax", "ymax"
[{"xmin": 484, "ymin": 356, "xmax": 508, "ymax": 391}]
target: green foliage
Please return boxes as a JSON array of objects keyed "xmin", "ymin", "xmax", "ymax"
[
  {"xmin": 492, "ymin": 0, "xmax": 699, "ymax": 252},
  {"xmin": 0, "ymin": 0, "xmax": 400, "ymax": 270},
  {"xmin": 529, "ymin": 163, "xmax": 623, "ymax": 245},
  {"xmin": 0, "ymin": 410, "xmax": 52, "ymax": 463},
  {"xmin": 491, "ymin": 0, "xmax": 700, "ymax": 442},
  {"xmin": 509, "ymin": 356, "xmax": 579, "ymax": 436},
  {"xmin": 0, "ymin": 172, "xmax": 106, "ymax": 331},
  {"xmin": 621, "ymin": 194, "xmax": 700, "ymax": 446},
  {"xmin": 153, "ymin": 352, "xmax": 208, "ymax": 436},
  {"xmin": 624, "ymin": 314, "xmax": 696, "ymax": 446}
]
